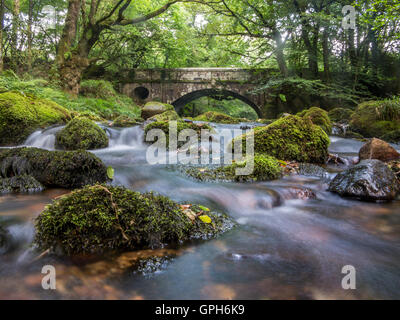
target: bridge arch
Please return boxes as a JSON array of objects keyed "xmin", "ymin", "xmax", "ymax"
[{"xmin": 172, "ymin": 89, "xmax": 262, "ymax": 118}]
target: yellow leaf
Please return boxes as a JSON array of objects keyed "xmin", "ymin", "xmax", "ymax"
[{"xmin": 199, "ymin": 215, "xmax": 212, "ymax": 224}]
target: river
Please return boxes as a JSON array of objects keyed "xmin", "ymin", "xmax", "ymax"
[{"xmin": 0, "ymin": 123, "xmax": 399, "ymax": 300}]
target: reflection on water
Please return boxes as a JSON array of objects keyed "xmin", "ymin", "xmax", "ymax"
[{"xmin": 0, "ymin": 124, "xmax": 399, "ymax": 299}]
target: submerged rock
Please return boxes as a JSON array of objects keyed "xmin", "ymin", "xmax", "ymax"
[
  {"xmin": 297, "ymin": 163, "xmax": 329, "ymax": 179},
  {"xmin": 141, "ymin": 101, "xmax": 175, "ymax": 120},
  {"xmin": 0, "ymin": 175, "xmax": 44, "ymax": 194},
  {"xmin": 56, "ymin": 117, "xmax": 109, "ymax": 150},
  {"xmin": 329, "ymin": 160, "xmax": 400, "ymax": 201},
  {"xmin": 34, "ymin": 185, "xmax": 234, "ymax": 255},
  {"xmin": 185, "ymin": 154, "xmax": 282, "ymax": 182},
  {"xmin": 234, "ymin": 115, "xmax": 330, "ymax": 164},
  {"xmin": 0, "ymin": 147, "xmax": 108, "ymax": 189},
  {"xmin": 359, "ymin": 138, "xmax": 400, "ymax": 162}
]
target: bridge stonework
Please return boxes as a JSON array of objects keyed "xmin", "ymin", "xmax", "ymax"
[{"xmin": 121, "ymin": 68, "xmax": 269, "ymax": 117}]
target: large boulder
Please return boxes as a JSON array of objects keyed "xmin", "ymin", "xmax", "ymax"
[
  {"xmin": 329, "ymin": 160, "xmax": 400, "ymax": 201},
  {"xmin": 0, "ymin": 147, "xmax": 108, "ymax": 189},
  {"xmin": 359, "ymin": 138, "xmax": 400, "ymax": 162},
  {"xmin": 328, "ymin": 108, "xmax": 354, "ymax": 123},
  {"xmin": 234, "ymin": 115, "xmax": 330, "ymax": 164},
  {"xmin": 141, "ymin": 102, "xmax": 174, "ymax": 120},
  {"xmin": 297, "ymin": 107, "xmax": 332, "ymax": 134},
  {"xmin": 34, "ymin": 185, "xmax": 234, "ymax": 255},
  {"xmin": 0, "ymin": 91, "xmax": 70, "ymax": 146},
  {"xmin": 56, "ymin": 117, "xmax": 109, "ymax": 150}
]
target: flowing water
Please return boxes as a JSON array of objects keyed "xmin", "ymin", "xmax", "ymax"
[{"xmin": 0, "ymin": 123, "xmax": 399, "ymax": 300}]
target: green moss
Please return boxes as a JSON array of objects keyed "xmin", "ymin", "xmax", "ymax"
[
  {"xmin": 257, "ymin": 119, "xmax": 276, "ymax": 125},
  {"xmin": 0, "ymin": 147, "xmax": 108, "ymax": 188},
  {"xmin": 297, "ymin": 107, "xmax": 332, "ymax": 134},
  {"xmin": 34, "ymin": 185, "xmax": 234, "ymax": 255},
  {"xmin": 141, "ymin": 102, "xmax": 175, "ymax": 119},
  {"xmin": 149, "ymin": 109, "xmax": 180, "ymax": 122},
  {"xmin": 381, "ymin": 130, "xmax": 400, "ymax": 144},
  {"xmin": 350, "ymin": 99, "xmax": 400, "ymax": 138},
  {"xmin": 0, "ymin": 91, "xmax": 71, "ymax": 145},
  {"xmin": 56, "ymin": 117, "xmax": 109, "ymax": 150},
  {"xmin": 112, "ymin": 115, "xmax": 143, "ymax": 127},
  {"xmin": 185, "ymin": 154, "xmax": 282, "ymax": 182},
  {"xmin": 194, "ymin": 111, "xmax": 240, "ymax": 124},
  {"xmin": 234, "ymin": 115, "xmax": 330, "ymax": 164},
  {"xmin": 328, "ymin": 108, "xmax": 354, "ymax": 123},
  {"xmin": 144, "ymin": 120, "xmax": 213, "ymax": 149},
  {"xmin": 0, "ymin": 174, "xmax": 44, "ymax": 194},
  {"xmin": 80, "ymin": 80, "xmax": 117, "ymax": 99}
]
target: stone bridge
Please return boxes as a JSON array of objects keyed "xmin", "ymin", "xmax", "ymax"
[{"xmin": 121, "ymin": 68, "xmax": 269, "ymax": 118}]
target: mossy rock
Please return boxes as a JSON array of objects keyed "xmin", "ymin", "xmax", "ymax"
[
  {"xmin": 257, "ymin": 119, "xmax": 276, "ymax": 125},
  {"xmin": 349, "ymin": 100, "xmax": 400, "ymax": 138},
  {"xmin": 144, "ymin": 120, "xmax": 213, "ymax": 149},
  {"xmin": 34, "ymin": 185, "xmax": 234, "ymax": 255},
  {"xmin": 148, "ymin": 110, "xmax": 180, "ymax": 122},
  {"xmin": 0, "ymin": 147, "xmax": 108, "ymax": 189},
  {"xmin": 234, "ymin": 115, "xmax": 330, "ymax": 164},
  {"xmin": 112, "ymin": 115, "xmax": 143, "ymax": 127},
  {"xmin": 79, "ymin": 80, "xmax": 117, "ymax": 99},
  {"xmin": 328, "ymin": 108, "xmax": 354, "ymax": 123},
  {"xmin": 0, "ymin": 174, "xmax": 44, "ymax": 194},
  {"xmin": 297, "ymin": 107, "xmax": 332, "ymax": 134},
  {"xmin": 185, "ymin": 154, "xmax": 282, "ymax": 182},
  {"xmin": 0, "ymin": 91, "xmax": 71, "ymax": 146},
  {"xmin": 141, "ymin": 102, "xmax": 175, "ymax": 120},
  {"xmin": 194, "ymin": 111, "xmax": 240, "ymax": 124},
  {"xmin": 381, "ymin": 130, "xmax": 400, "ymax": 144},
  {"xmin": 56, "ymin": 117, "xmax": 109, "ymax": 150}
]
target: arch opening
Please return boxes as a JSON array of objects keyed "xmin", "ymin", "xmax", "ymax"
[
  {"xmin": 133, "ymin": 86, "xmax": 149, "ymax": 100},
  {"xmin": 172, "ymin": 89, "xmax": 262, "ymax": 118}
]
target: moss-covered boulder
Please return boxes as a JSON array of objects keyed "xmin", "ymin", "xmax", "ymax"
[
  {"xmin": 234, "ymin": 115, "xmax": 330, "ymax": 164},
  {"xmin": 0, "ymin": 91, "xmax": 70, "ymax": 146},
  {"xmin": 56, "ymin": 117, "xmax": 109, "ymax": 150},
  {"xmin": 148, "ymin": 109, "xmax": 180, "ymax": 122},
  {"xmin": 185, "ymin": 154, "xmax": 282, "ymax": 182},
  {"xmin": 0, "ymin": 147, "xmax": 108, "ymax": 189},
  {"xmin": 194, "ymin": 111, "xmax": 240, "ymax": 124},
  {"xmin": 328, "ymin": 108, "xmax": 354, "ymax": 123},
  {"xmin": 144, "ymin": 120, "xmax": 213, "ymax": 149},
  {"xmin": 349, "ymin": 99, "xmax": 400, "ymax": 138},
  {"xmin": 297, "ymin": 107, "xmax": 332, "ymax": 134},
  {"xmin": 34, "ymin": 185, "xmax": 234, "ymax": 255},
  {"xmin": 141, "ymin": 102, "xmax": 175, "ymax": 120},
  {"xmin": 0, "ymin": 175, "xmax": 44, "ymax": 194},
  {"xmin": 112, "ymin": 115, "xmax": 143, "ymax": 127}
]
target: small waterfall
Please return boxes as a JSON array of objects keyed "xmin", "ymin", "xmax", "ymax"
[
  {"xmin": 108, "ymin": 126, "xmax": 145, "ymax": 149},
  {"xmin": 24, "ymin": 126, "xmax": 64, "ymax": 150}
]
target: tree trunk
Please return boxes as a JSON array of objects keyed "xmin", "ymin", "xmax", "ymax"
[
  {"xmin": 322, "ymin": 28, "xmax": 330, "ymax": 82},
  {"xmin": 0, "ymin": 0, "xmax": 4, "ymax": 72},
  {"xmin": 274, "ymin": 31, "xmax": 288, "ymax": 77},
  {"xmin": 27, "ymin": 0, "xmax": 33, "ymax": 72},
  {"xmin": 11, "ymin": 0, "xmax": 21, "ymax": 71}
]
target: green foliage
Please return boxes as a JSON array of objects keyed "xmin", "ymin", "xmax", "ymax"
[
  {"xmin": 381, "ymin": 129, "xmax": 400, "ymax": 144},
  {"xmin": 0, "ymin": 147, "xmax": 108, "ymax": 189},
  {"xmin": 0, "ymin": 75, "xmax": 140, "ymax": 121},
  {"xmin": 297, "ymin": 107, "xmax": 332, "ymax": 134},
  {"xmin": 34, "ymin": 184, "xmax": 233, "ymax": 255},
  {"xmin": 235, "ymin": 115, "xmax": 330, "ymax": 164},
  {"xmin": 0, "ymin": 91, "xmax": 70, "ymax": 145},
  {"xmin": 56, "ymin": 117, "xmax": 109, "ymax": 150}
]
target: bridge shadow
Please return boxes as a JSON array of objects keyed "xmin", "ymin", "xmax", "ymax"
[{"xmin": 172, "ymin": 89, "xmax": 262, "ymax": 118}]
